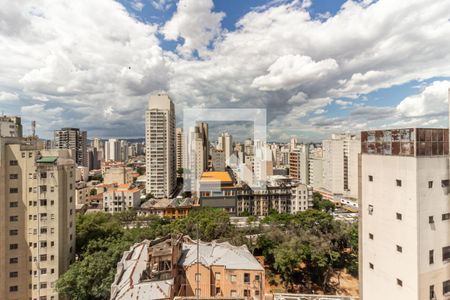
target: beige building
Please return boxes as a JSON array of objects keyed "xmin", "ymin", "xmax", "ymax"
[
  {"xmin": 360, "ymin": 128, "xmax": 450, "ymax": 300},
  {"xmin": 103, "ymin": 184, "xmax": 141, "ymax": 213},
  {"xmin": 290, "ymin": 183, "xmax": 313, "ymax": 213},
  {"xmin": 289, "ymin": 144, "xmax": 309, "ymax": 184},
  {"xmin": 189, "ymin": 122, "xmax": 209, "ymax": 194},
  {"xmin": 103, "ymin": 166, "xmax": 133, "ymax": 185},
  {"xmin": 0, "ymin": 137, "xmax": 76, "ymax": 300},
  {"xmin": 145, "ymin": 93, "xmax": 176, "ymax": 198},
  {"xmin": 323, "ymin": 133, "xmax": 360, "ymax": 199},
  {"xmin": 0, "ymin": 116, "xmax": 22, "ymax": 138},
  {"xmin": 176, "ymin": 128, "xmax": 185, "ymax": 177}
]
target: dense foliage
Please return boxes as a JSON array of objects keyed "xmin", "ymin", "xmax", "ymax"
[{"xmin": 57, "ymin": 206, "xmax": 357, "ymax": 299}]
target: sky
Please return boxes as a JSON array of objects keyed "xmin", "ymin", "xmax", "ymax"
[{"xmin": 1, "ymin": 0, "xmax": 450, "ymax": 142}]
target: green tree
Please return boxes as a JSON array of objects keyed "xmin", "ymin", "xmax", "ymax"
[{"xmin": 136, "ymin": 166, "xmax": 145, "ymax": 176}]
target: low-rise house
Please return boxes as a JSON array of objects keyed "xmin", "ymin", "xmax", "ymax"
[
  {"xmin": 111, "ymin": 236, "xmax": 265, "ymax": 300},
  {"xmin": 139, "ymin": 197, "xmax": 195, "ymax": 219},
  {"xmin": 103, "ymin": 184, "xmax": 141, "ymax": 213}
]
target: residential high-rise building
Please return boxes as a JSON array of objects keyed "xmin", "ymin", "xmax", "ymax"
[
  {"xmin": 145, "ymin": 93, "xmax": 176, "ymax": 198},
  {"xmin": 120, "ymin": 140, "xmax": 128, "ymax": 162},
  {"xmin": 187, "ymin": 122, "xmax": 209, "ymax": 193},
  {"xmin": 289, "ymin": 144, "xmax": 309, "ymax": 184},
  {"xmin": 360, "ymin": 127, "xmax": 450, "ymax": 300},
  {"xmin": 105, "ymin": 138, "xmax": 120, "ymax": 161},
  {"xmin": 308, "ymin": 148, "xmax": 324, "ymax": 189},
  {"xmin": 0, "ymin": 137, "xmax": 76, "ymax": 300},
  {"xmin": 322, "ymin": 133, "xmax": 360, "ymax": 199},
  {"xmin": 54, "ymin": 127, "xmax": 87, "ymax": 166},
  {"xmin": 175, "ymin": 128, "xmax": 184, "ymax": 177},
  {"xmin": 210, "ymin": 147, "xmax": 225, "ymax": 171},
  {"xmin": 218, "ymin": 132, "xmax": 233, "ymax": 165},
  {"xmin": 0, "ymin": 116, "xmax": 22, "ymax": 138}
]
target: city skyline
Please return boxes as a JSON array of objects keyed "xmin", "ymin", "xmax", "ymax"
[{"xmin": 1, "ymin": 0, "xmax": 450, "ymax": 141}]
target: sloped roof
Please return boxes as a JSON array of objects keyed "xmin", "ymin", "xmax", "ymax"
[{"xmin": 179, "ymin": 237, "xmax": 264, "ymax": 271}]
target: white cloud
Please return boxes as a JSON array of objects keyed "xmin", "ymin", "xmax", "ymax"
[
  {"xmin": 2, "ymin": 0, "xmax": 450, "ymax": 139},
  {"xmin": 130, "ymin": 0, "xmax": 144, "ymax": 11},
  {"xmin": 252, "ymin": 55, "xmax": 339, "ymax": 91},
  {"xmin": 151, "ymin": 0, "xmax": 172, "ymax": 11},
  {"xmin": 397, "ymin": 80, "xmax": 450, "ymax": 118},
  {"xmin": 0, "ymin": 91, "xmax": 19, "ymax": 101},
  {"xmin": 161, "ymin": 0, "xmax": 224, "ymax": 56}
]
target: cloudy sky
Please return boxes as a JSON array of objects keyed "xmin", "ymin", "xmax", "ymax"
[{"xmin": 1, "ymin": 0, "xmax": 450, "ymax": 141}]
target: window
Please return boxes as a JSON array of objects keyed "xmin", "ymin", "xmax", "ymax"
[
  {"xmin": 428, "ymin": 181, "xmax": 433, "ymax": 188},
  {"xmin": 397, "ymin": 245, "xmax": 403, "ymax": 253},
  {"xmin": 244, "ymin": 273, "xmax": 250, "ymax": 283},
  {"xmin": 195, "ymin": 273, "xmax": 201, "ymax": 282},
  {"xmin": 368, "ymin": 204, "xmax": 374, "ymax": 215},
  {"xmin": 255, "ymin": 275, "xmax": 260, "ymax": 282},
  {"xmin": 397, "ymin": 279, "xmax": 403, "ymax": 287},
  {"xmin": 230, "ymin": 275, "xmax": 236, "ymax": 282},
  {"xmin": 195, "ymin": 288, "xmax": 201, "ymax": 297},
  {"xmin": 369, "ymin": 233, "xmax": 374, "ymax": 240},
  {"xmin": 9, "ymin": 216, "xmax": 18, "ymax": 222},
  {"xmin": 443, "ymin": 246, "xmax": 450, "ymax": 261},
  {"xmin": 9, "ymin": 271, "xmax": 18, "ymax": 278},
  {"xmin": 40, "ymin": 199, "xmax": 47, "ymax": 206},
  {"xmin": 40, "ymin": 283, "xmax": 47, "ymax": 289},
  {"xmin": 429, "ymin": 216, "xmax": 434, "ymax": 224},
  {"xmin": 444, "ymin": 280, "xmax": 450, "ymax": 296},
  {"xmin": 429, "ymin": 250, "xmax": 434, "ymax": 265},
  {"xmin": 9, "ymin": 244, "xmax": 18, "ymax": 250},
  {"xmin": 40, "ymin": 268, "xmax": 47, "ymax": 275},
  {"xmin": 9, "ymin": 257, "xmax": 18, "ymax": 264},
  {"xmin": 9, "ymin": 286, "xmax": 18, "ymax": 292},
  {"xmin": 441, "ymin": 180, "xmax": 449, "ymax": 187},
  {"xmin": 9, "ymin": 229, "xmax": 18, "ymax": 236},
  {"xmin": 396, "ymin": 179, "xmax": 402, "ymax": 187},
  {"xmin": 230, "ymin": 290, "xmax": 237, "ymax": 297},
  {"xmin": 40, "ymin": 255, "xmax": 47, "ymax": 262},
  {"xmin": 396, "ymin": 213, "xmax": 402, "ymax": 220},
  {"xmin": 9, "ymin": 160, "xmax": 18, "ymax": 166},
  {"xmin": 40, "ymin": 241, "xmax": 47, "ymax": 248},
  {"xmin": 9, "ymin": 174, "xmax": 18, "ymax": 180},
  {"xmin": 215, "ymin": 272, "xmax": 221, "ymax": 280},
  {"xmin": 9, "ymin": 202, "xmax": 18, "ymax": 208},
  {"xmin": 443, "ymin": 213, "xmax": 450, "ymax": 221},
  {"xmin": 244, "ymin": 290, "xmax": 250, "ymax": 297},
  {"xmin": 215, "ymin": 287, "xmax": 221, "ymax": 295},
  {"xmin": 429, "ymin": 285, "xmax": 435, "ymax": 300},
  {"xmin": 368, "ymin": 175, "xmax": 373, "ymax": 182},
  {"xmin": 369, "ymin": 263, "xmax": 374, "ymax": 269},
  {"xmin": 9, "ymin": 188, "xmax": 18, "ymax": 194}
]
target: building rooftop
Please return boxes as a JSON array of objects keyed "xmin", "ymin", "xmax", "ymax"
[
  {"xmin": 361, "ymin": 128, "xmax": 449, "ymax": 156},
  {"xmin": 179, "ymin": 237, "xmax": 264, "ymax": 271},
  {"xmin": 36, "ymin": 156, "xmax": 58, "ymax": 163},
  {"xmin": 200, "ymin": 171, "xmax": 233, "ymax": 183}
]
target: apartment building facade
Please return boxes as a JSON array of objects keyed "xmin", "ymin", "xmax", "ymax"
[
  {"xmin": 360, "ymin": 128, "xmax": 450, "ymax": 300},
  {"xmin": 323, "ymin": 133, "xmax": 360, "ymax": 199},
  {"xmin": 103, "ymin": 184, "xmax": 141, "ymax": 213},
  {"xmin": 145, "ymin": 93, "xmax": 176, "ymax": 198},
  {"xmin": 0, "ymin": 116, "xmax": 22, "ymax": 138},
  {"xmin": 54, "ymin": 127, "xmax": 87, "ymax": 167},
  {"xmin": 0, "ymin": 137, "xmax": 75, "ymax": 300}
]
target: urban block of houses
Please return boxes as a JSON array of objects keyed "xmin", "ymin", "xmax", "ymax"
[{"xmin": 110, "ymin": 235, "xmax": 265, "ymax": 300}]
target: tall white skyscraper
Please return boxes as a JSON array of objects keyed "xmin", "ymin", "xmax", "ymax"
[
  {"xmin": 322, "ymin": 133, "xmax": 360, "ymax": 199},
  {"xmin": 218, "ymin": 132, "xmax": 233, "ymax": 165},
  {"xmin": 360, "ymin": 127, "xmax": 450, "ymax": 300},
  {"xmin": 145, "ymin": 93, "xmax": 176, "ymax": 198},
  {"xmin": 104, "ymin": 138, "xmax": 120, "ymax": 161}
]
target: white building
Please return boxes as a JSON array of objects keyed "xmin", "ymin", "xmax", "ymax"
[
  {"xmin": 105, "ymin": 138, "xmax": 121, "ymax": 161},
  {"xmin": 323, "ymin": 133, "xmax": 360, "ymax": 199},
  {"xmin": 218, "ymin": 132, "xmax": 233, "ymax": 165},
  {"xmin": 145, "ymin": 93, "xmax": 176, "ymax": 198},
  {"xmin": 103, "ymin": 184, "xmax": 141, "ymax": 213},
  {"xmin": 360, "ymin": 127, "xmax": 450, "ymax": 300},
  {"xmin": 290, "ymin": 183, "xmax": 313, "ymax": 213},
  {"xmin": 188, "ymin": 123, "xmax": 209, "ymax": 194}
]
